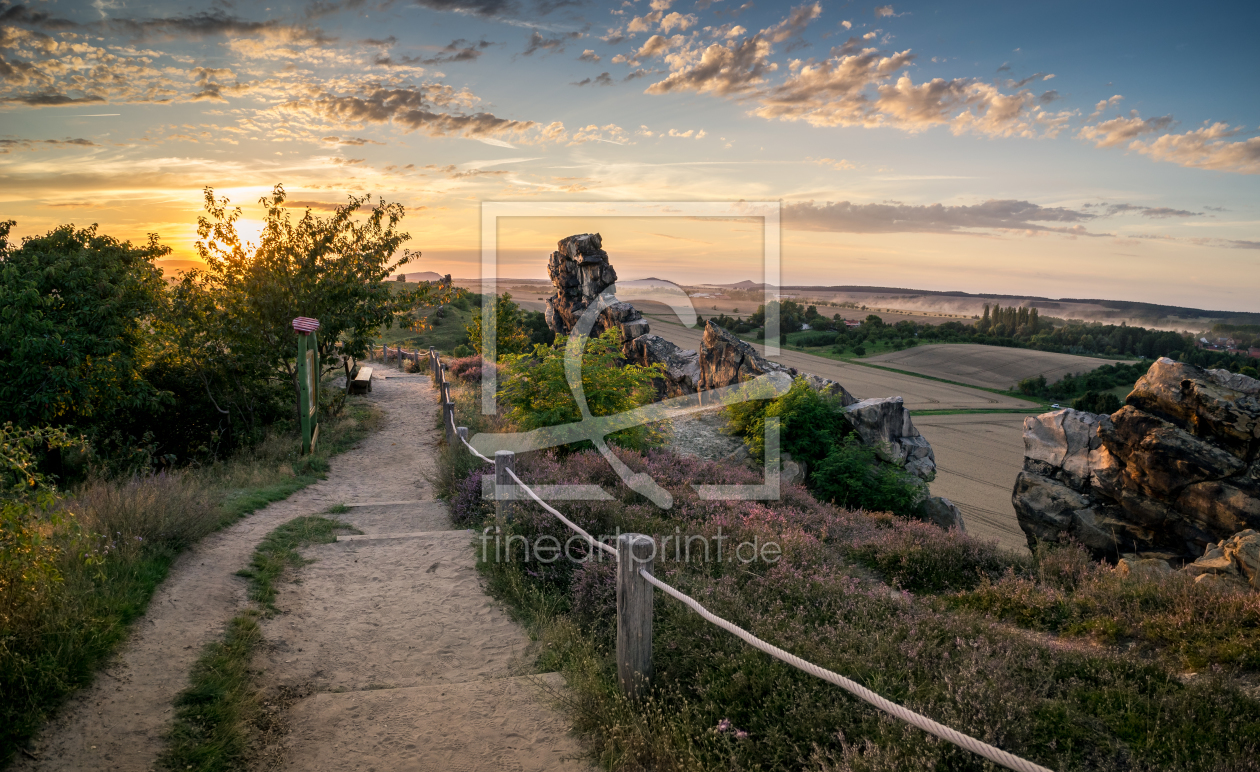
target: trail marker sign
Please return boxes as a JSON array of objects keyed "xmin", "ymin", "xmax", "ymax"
[{"xmin": 294, "ymin": 317, "xmax": 321, "ymax": 454}]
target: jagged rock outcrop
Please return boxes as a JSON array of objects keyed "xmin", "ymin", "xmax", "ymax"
[
  {"xmin": 921, "ymin": 496, "xmax": 966, "ymax": 531},
  {"xmin": 842, "ymin": 397, "xmax": 937, "ymax": 481},
  {"xmin": 1012, "ymin": 358, "xmax": 1260, "ymax": 562},
  {"xmin": 541, "ymin": 234, "xmax": 945, "ymax": 514},
  {"xmin": 545, "ymin": 233, "xmax": 647, "ymax": 340}
]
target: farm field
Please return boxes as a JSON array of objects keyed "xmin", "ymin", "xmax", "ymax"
[
  {"xmin": 641, "ymin": 318, "xmax": 1039, "ymax": 412},
  {"xmin": 862, "ymin": 343, "xmax": 1129, "ymax": 391},
  {"xmin": 912, "ymin": 413, "xmax": 1030, "ymax": 554}
]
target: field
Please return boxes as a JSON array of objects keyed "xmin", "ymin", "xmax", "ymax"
[
  {"xmin": 862, "ymin": 343, "xmax": 1129, "ymax": 391},
  {"xmin": 642, "ymin": 318, "xmax": 1038, "ymax": 411}
]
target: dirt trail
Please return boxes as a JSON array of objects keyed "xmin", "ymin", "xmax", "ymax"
[{"xmin": 15, "ymin": 372, "xmax": 588, "ymax": 772}]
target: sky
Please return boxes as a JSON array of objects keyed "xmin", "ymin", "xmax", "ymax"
[{"xmin": 1, "ymin": 0, "xmax": 1258, "ymax": 310}]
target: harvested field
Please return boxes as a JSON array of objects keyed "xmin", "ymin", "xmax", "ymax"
[
  {"xmin": 862, "ymin": 343, "xmax": 1128, "ymax": 391},
  {"xmin": 912, "ymin": 413, "xmax": 1030, "ymax": 555},
  {"xmin": 644, "ymin": 320, "xmax": 1039, "ymax": 412}
]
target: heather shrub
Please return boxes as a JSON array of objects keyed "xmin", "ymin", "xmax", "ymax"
[
  {"xmin": 447, "ymin": 355, "xmax": 492, "ymax": 384},
  {"xmin": 570, "ymin": 560, "xmax": 616, "ymax": 633},
  {"xmin": 846, "ymin": 517, "xmax": 1020, "ymax": 593}
]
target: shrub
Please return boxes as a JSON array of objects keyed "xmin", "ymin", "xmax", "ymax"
[
  {"xmin": 810, "ymin": 435, "xmax": 926, "ymax": 518},
  {"xmin": 498, "ymin": 329, "xmax": 664, "ymax": 452},
  {"xmin": 1071, "ymin": 390, "xmax": 1121, "ymax": 414},
  {"xmin": 453, "ymin": 343, "xmax": 474, "ymax": 358}
]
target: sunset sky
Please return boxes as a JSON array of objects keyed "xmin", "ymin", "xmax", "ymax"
[{"xmin": 2, "ymin": 0, "xmax": 1257, "ymax": 310}]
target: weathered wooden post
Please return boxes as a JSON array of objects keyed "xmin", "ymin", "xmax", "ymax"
[
  {"xmin": 456, "ymin": 426, "xmax": 468, "ymax": 447},
  {"xmin": 442, "ymin": 385, "xmax": 455, "ymax": 443},
  {"xmin": 397, "ymin": 345, "xmax": 404, "ymax": 371},
  {"xmin": 429, "ymin": 347, "xmax": 438, "ymax": 387},
  {"xmin": 617, "ymin": 533, "xmax": 655, "ymax": 699},
  {"xmin": 494, "ymin": 450, "xmax": 515, "ymax": 529},
  {"xmin": 293, "ymin": 317, "xmax": 321, "ymax": 454}
]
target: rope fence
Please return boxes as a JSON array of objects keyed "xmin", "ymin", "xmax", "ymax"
[{"xmin": 430, "ymin": 350, "xmax": 1050, "ymax": 772}]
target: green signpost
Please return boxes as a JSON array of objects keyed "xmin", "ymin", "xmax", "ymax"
[{"xmin": 293, "ymin": 317, "xmax": 321, "ymax": 454}]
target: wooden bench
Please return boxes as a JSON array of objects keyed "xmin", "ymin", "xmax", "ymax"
[{"xmin": 349, "ymin": 366, "xmax": 373, "ymax": 394}]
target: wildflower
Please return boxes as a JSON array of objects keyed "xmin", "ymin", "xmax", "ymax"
[
  {"xmin": 715, "ymin": 718, "xmax": 731, "ymax": 733},
  {"xmin": 735, "ymin": 730, "xmax": 749, "ymax": 740}
]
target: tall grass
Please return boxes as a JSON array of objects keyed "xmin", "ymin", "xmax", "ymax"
[{"xmin": 0, "ymin": 402, "xmax": 380, "ymax": 767}]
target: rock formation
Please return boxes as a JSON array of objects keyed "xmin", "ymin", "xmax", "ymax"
[
  {"xmin": 542, "ymin": 233, "xmax": 948, "ymax": 522},
  {"xmin": 1181, "ymin": 530, "xmax": 1259, "ymax": 589},
  {"xmin": 1012, "ymin": 358, "xmax": 1260, "ymax": 563}
]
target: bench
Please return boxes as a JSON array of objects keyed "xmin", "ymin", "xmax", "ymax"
[{"xmin": 349, "ymin": 366, "xmax": 373, "ymax": 395}]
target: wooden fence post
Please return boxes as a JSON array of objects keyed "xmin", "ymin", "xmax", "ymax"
[
  {"xmin": 442, "ymin": 388, "xmax": 455, "ymax": 443},
  {"xmin": 429, "ymin": 347, "xmax": 438, "ymax": 387},
  {"xmin": 456, "ymin": 426, "xmax": 468, "ymax": 446},
  {"xmin": 617, "ymin": 533, "xmax": 655, "ymax": 700},
  {"xmin": 494, "ymin": 450, "xmax": 515, "ymax": 529}
]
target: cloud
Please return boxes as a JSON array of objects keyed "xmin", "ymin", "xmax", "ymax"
[
  {"xmin": 0, "ymin": 137, "xmax": 99, "ymax": 153},
  {"xmin": 578, "ymin": 49, "xmax": 601, "ymax": 62},
  {"xmin": 2, "ymin": 92, "xmax": 107, "ymax": 105},
  {"xmin": 806, "ymin": 156, "xmax": 855, "ymax": 170},
  {"xmin": 783, "ymin": 198, "xmax": 1100, "ymax": 235},
  {"xmin": 278, "ymin": 85, "xmax": 535, "ymax": 138},
  {"xmin": 761, "ymin": 2, "xmax": 822, "ymax": 43},
  {"xmin": 414, "ymin": 38, "xmax": 494, "ymax": 65},
  {"xmin": 635, "ymin": 35, "xmax": 674, "ymax": 59},
  {"xmin": 410, "ymin": 0, "xmax": 517, "ymax": 17},
  {"xmin": 874, "ymin": 5, "xmax": 895, "ymax": 18},
  {"xmin": 1084, "ymin": 202, "xmax": 1201, "ymax": 218},
  {"xmin": 1077, "ymin": 111, "xmax": 1174, "ymax": 148},
  {"xmin": 754, "ymin": 48, "xmax": 1074, "ymax": 138},
  {"xmin": 1088, "ymin": 94, "xmax": 1123, "ymax": 119},
  {"xmin": 522, "ymin": 30, "xmax": 581, "ymax": 56},
  {"xmin": 1128, "ymin": 122, "xmax": 1260, "ymax": 175},
  {"xmin": 320, "ymin": 135, "xmax": 386, "ymax": 146},
  {"xmin": 645, "ymin": 35, "xmax": 777, "ymax": 95},
  {"xmin": 628, "ymin": 11, "xmax": 662, "ymax": 33},
  {"xmin": 659, "ymin": 12, "xmax": 698, "ymax": 33},
  {"xmin": 572, "ymin": 72, "xmax": 614, "ymax": 86}
]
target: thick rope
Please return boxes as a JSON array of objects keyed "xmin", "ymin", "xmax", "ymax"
[
  {"xmin": 458, "ymin": 432, "xmax": 495, "ymax": 464},
  {"xmin": 639, "ymin": 569, "xmax": 1052, "ymax": 772},
  {"xmin": 504, "ymin": 467, "xmax": 618, "ymax": 559}
]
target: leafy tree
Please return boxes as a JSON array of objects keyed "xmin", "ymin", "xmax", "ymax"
[
  {"xmin": 188, "ymin": 184, "xmax": 448, "ymax": 417},
  {"xmin": 811, "ymin": 434, "xmax": 926, "ymax": 516},
  {"xmin": 498, "ymin": 329, "xmax": 664, "ymax": 451},
  {"xmin": 0, "ymin": 221, "xmax": 169, "ymax": 429},
  {"xmin": 522, "ymin": 309, "xmax": 556, "ymax": 348},
  {"xmin": 1071, "ymin": 390, "xmax": 1122, "ymax": 414},
  {"xmin": 465, "ymin": 292, "xmax": 532, "ymax": 357}
]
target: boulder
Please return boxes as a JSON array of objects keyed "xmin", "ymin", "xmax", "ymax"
[
  {"xmin": 1181, "ymin": 529, "xmax": 1260, "ymax": 590},
  {"xmin": 626, "ymin": 334, "xmax": 701, "ymax": 397},
  {"xmin": 842, "ymin": 396, "xmax": 937, "ymax": 481},
  {"xmin": 1012, "ymin": 360, "xmax": 1260, "ymax": 563},
  {"xmin": 1114, "ymin": 555, "xmax": 1173, "ymax": 580},
  {"xmin": 921, "ymin": 496, "xmax": 966, "ymax": 531}
]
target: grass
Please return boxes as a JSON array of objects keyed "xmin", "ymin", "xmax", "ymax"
[
  {"xmin": 445, "ymin": 438, "xmax": 1260, "ymax": 772},
  {"xmin": 375, "ymin": 303, "xmax": 478, "ymax": 355},
  {"xmin": 0, "ymin": 400, "xmax": 380, "ymax": 768},
  {"xmin": 159, "ymin": 513, "xmax": 354, "ymax": 772}
]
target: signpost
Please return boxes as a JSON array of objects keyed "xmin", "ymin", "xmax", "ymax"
[{"xmin": 293, "ymin": 317, "xmax": 321, "ymax": 454}]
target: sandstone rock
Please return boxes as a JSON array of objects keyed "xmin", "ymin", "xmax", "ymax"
[
  {"xmin": 782, "ymin": 452, "xmax": 807, "ymax": 486},
  {"xmin": 698, "ymin": 320, "xmax": 791, "ymax": 389},
  {"xmin": 842, "ymin": 396, "xmax": 937, "ymax": 481},
  {"xmin": 545, "ymin": 233, "xmax": 647, "ymax": 338},
  {"xmin": 1013, "ymin": 359, "xmax": 1260, "ymax": 563},
  {"xmin": 1181, "ymin": 530, "xmax": 1260, "ymax": 590},
  {"xmin": 921, "ymin": 496, "xmax": 966, "ymax": 531},
  {"xmin": 1115, "ymin": 555, "xmax": 1173, "ymax": 580},
  {"xmin": 626, "ymin": 334, "xmax": 702, "ymax": 396}
]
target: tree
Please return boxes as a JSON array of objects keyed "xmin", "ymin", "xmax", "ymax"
[
  {"xmin": 465, "ymin": 293, "xmax": 532, "ymax": 357},
  {"xmin": 0, "ymin": 221, "xmax": 169, "ymax": 429},
  {"xmin": 190, "ymin": 184, "xmax": 449, "ymax": 417}
]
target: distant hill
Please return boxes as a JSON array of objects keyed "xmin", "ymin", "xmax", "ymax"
[{"xmin": 395, "ymin": 271, "xmax": 444, "ymax": 282}]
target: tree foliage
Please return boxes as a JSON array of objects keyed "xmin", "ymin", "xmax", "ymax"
[
  {"xmin": 0, "ymin": 221, "xmax": 169, "ymax": 429},
  {"xmin": 498, "ymin": 329, "xmax": 664, "ymax": 451},
  {"xmin": 465, "ymin": 292, "xmax": 532, "ymax": 357}
]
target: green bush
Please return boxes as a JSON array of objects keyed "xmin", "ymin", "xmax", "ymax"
[
  {"xmin": 811, "ymin": 434, "xmax": 926, "ymax": 516},
  {"xmin": 498, "ymin": 328, "xmax": 664, "ymax": 452},
  {"xmin": 452, "ymin": 343, "xmax": 474, "ymax": 358},
  {"xmin": 1071, "ymin": 390, "xmax": 1122, "ymax": 414}
]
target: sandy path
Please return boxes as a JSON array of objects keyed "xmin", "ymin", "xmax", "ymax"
[
  {"xmin": 14, "ymin": 373, "xmax": 586, "ymax": 772},
  {"xmin": 255, "ymin": 377, "xmax": 590, "ymax": 772}
]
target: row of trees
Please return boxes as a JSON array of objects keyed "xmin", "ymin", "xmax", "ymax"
[{"xmin": 0, "ymin": 184, "xmax": 447, "ymax": 473}]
